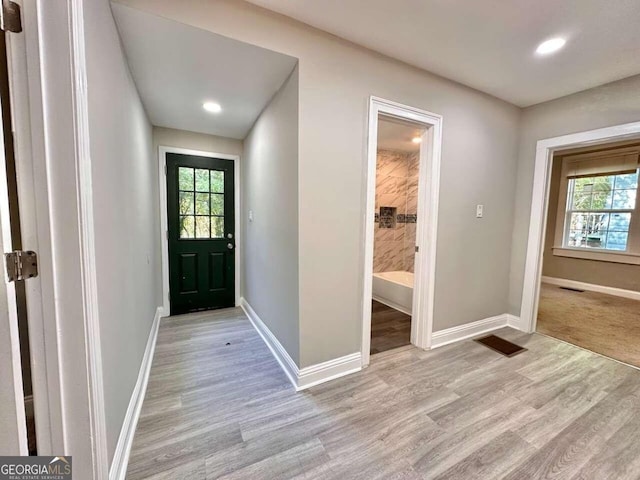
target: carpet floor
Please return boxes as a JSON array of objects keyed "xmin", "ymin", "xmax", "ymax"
[{"xmin": 537, "ymin": 282, "xmax": 640, "ymax": 368}]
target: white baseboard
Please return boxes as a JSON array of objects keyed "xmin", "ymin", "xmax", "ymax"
[
  {"xmin": 240, "ymin": 297, "xmax": 362, "ymax": 391},
  {"xmin": 240, "ymin": 298, "xmax": 299, "ymax": 389},
  {"xmin": 541, "ymin": 276, "xmax": 640, "ymax": 301},
  {"xmin": 372, "ymin": 295, "xmax": 412, "ymax": 316},
  {"xmin": 431, "ymin": 313, "xmax": 511, "ymax": 349},
  {"xmin": 297, "ymin": 353, "xmax": 362, "ymax": 390},
  {"xmin": 506, "ymin": 314, "xmax": 527, "ymax": 332},
  {"xmin": 109, "ymin": 306, "xmax": 163, "ymax": 480}
]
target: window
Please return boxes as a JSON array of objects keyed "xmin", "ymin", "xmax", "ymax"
[
  {"xmin": 564, "ymin": 172, "xmax": 638, "ymax": 251},
  {"xmin": 553, "ymin": 147, "xmax": 640, "ymax": 264},
  {"xmin": 178, "ymin": 167, "xmax": 225, "ymax": 239}
]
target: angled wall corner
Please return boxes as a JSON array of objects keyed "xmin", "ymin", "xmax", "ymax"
[{"xmin": 242, "ymin": 64, "xmax": 300, "ymax": 365}]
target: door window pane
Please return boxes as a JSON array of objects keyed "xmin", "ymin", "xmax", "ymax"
[
  {"xmin": 180, "ymin": 216, "xmax": 195, "ymax": 239},
  {"xmin": 195, "ymin": 216, "xmax": 210, "ymax": 238},
  {"xmin": 211, "ymin": 193, "xmax": 224, "ymax": 216},
  {"xmin": 179, "ymin": 167, "xmax": 194, "ymax": 191},
  {"xmin": 179, "ymin": 192, "xmax": 194, "ymax": 215},
  {"xmin": 195, "ymin": 192, "xmax": 209, "ymax": 215},
  {"xmin": 211, "ymin": 217, "xmax": 224, "ymax": 238},
  {"xmin": 195, "ymin": 169, "xmax": 210, "ymax": 192},
  {"xmin": 177, "ymin": 165, "xmax": 226, "ymax": 240},
  {"xmin": 211, "ymin": 170, "xmax": 224, "ymax": 193}
]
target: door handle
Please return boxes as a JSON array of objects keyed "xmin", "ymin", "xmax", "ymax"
[{"xmin": 227, "ymin": 243, "xmax": 234, "ymax": 250}]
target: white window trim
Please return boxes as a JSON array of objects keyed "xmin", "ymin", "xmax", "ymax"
[
  {"xmin": 551, "ymin": 246, "xmax": 640, "ymax": 265},
  {"xmin": 552, "ymin": 149, "xmax": 640, "ymax": 265}
]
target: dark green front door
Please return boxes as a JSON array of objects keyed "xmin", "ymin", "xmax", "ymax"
[{"xmin": 167, "ymin": 153, "xmax": 235, "ymax": 315}]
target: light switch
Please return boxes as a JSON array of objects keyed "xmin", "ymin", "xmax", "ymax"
[{"xmin": 476, "ymin": 204, "xmax": 484, "ymax": 218}]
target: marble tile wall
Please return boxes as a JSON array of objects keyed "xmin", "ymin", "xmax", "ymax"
[{"xmin": 373, "ymin": 149, "xmax": 419, "ymax": 273}]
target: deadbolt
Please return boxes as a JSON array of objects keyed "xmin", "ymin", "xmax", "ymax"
[
  {"xmin": 227, "ymin": 243, "xmax": 234, "ymax": 250},
  {"xmin": 227, "ymin": 233, "xmax": 233, "ymax": 239}
]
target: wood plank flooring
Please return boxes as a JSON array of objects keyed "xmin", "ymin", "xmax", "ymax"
[
  {"xmin": 538, "ymin": 282, "xmax": 640, "ymax": 368},
  {"xmin": 370, "ymin": 300, "xmax": 411, "ymax": 355},
  {"xmin": 126, "ymin": 307, "xmax": 640, "ymax": 480}
]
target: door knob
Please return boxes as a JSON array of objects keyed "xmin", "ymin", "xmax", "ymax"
[{"xmin": 227, "ymin": 243, "xmax": 234, "ymax": 250}]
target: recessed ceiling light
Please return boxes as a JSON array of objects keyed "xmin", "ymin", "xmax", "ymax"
[
  {"xmin": 203, "ymin": 102, "xmax": 222, "ymax": 113},
  {"xmin": 536, "ymin": 37, "xmax": 566, "ymax": 55},
  {"xmin": 412, "ymin": 137, "xmax": 422, "ymax": 144}
]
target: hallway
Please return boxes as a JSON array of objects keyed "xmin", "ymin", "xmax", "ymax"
[{"xmin": 127, "ymin": 309, "xmax": 640, "ymax": 480}]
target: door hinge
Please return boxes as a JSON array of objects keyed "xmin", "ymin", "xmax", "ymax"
[
  {"xmin": 164, "ymin": 165, "xmax": 167, "ymax": 175},
  {"xmin": 0, "ymin": 0, "xmax": 22, "ymax": 33},
  {"xmin": 5, "ymin": 250, "xmax": 37, "ymax": 282},
  {"xmin": 415, "ymin": 245, "xmax": 419, "ymax": 253}
]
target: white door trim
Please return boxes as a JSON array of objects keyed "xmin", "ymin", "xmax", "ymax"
[
  {"xmin": 158, "ymin": 146, "xmax": 241, "ymax": 315},
  {"xmin": 520, "ymin": 121, "xmax": 640, "ymax": 333},
  {"xmin": 362, "ymin": 96, "xmax": 443, "ymax": 367}
]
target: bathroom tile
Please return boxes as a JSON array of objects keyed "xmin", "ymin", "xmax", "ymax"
[
  {"xmin": 407, "ymin": 195, "xmax": 418, "ymax": 214},
  {"xmin": 376, "ymin": 175, "xmax": 397, "ymax": 194},
  {"xmin": 394, "ymin": 225, "xmax": 406, "ymax": 241},
  {"xmin": 405, "ymin": 223, "xmax": 417, "ymax": 245},
  {"xmin": 375, "ymin": 228, "xmax": 395, "ymax": 242},
  {"xmin": 374, "ymin": 240, "xmax": 405, "ymax": 272},
  {"xmin": 379, "ymin": 193, "xmax": 404, "ymax": 209},
  {"xmin": 377, "ymin": 152, "xmax": 408, "ymax": 178},
  {"xmin": 407, "ymin": 177, "xmax": 419, "ymax": 197},
  {"xmin": 408, "ymin": 153, "xmax": 420, "ymax": 178},
  {"xmin": 394, "ymin": 176, "xmax": 408, "ymax": 192}
]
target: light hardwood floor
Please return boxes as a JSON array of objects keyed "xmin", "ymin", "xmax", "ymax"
[{"xmin": 126, "ymin": 307, "xmax": 640, "ymax": 480}]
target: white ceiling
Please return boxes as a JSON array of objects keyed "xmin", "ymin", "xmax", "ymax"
[
  {"xmin": 246, "ymin": 0, "xmax": 640, "ymax": 107},
  {"xmin": 112, "ymin": 3, "xmax": 297, "ymax": 139},
  {"xmin": 378, "ymin": 117, "xmax": 424, "ymax": 153}
]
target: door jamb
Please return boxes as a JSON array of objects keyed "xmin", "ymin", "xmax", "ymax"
[
  {"xmin": 362, "ymin": 96, "xmax": 443, "ymax": 367},
  {"xmin": 519, "ymin": 121, "xmax": 640, "ymax": 333},
  {"xmin": 158, "ymin": 146, "xmax": 241, "ymax": 315}
]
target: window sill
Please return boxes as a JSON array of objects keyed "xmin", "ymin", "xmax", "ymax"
[{"xmin": 552, "ymin": 247, "xmax": 640, "ymax": 265}]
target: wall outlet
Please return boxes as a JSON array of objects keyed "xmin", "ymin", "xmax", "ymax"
[{"xmin": 476, "ymin": 204, "xmax": 484, "ymax": 218}]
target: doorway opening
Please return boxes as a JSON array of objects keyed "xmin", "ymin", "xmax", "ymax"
[
  {"xmin": 362, "ymin": 97, "xmax": 442, "ymax": 367},
  {"xmin": 159, "ymin": 147, "xmax": 240, "ymax": 316},
  {"xmin": 520, "ymin": 121, "xmax": 640, "ymax": 368}
]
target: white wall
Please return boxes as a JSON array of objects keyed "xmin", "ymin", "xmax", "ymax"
[
  {"xmin": 242, "ymin": 66, "xmax": 300, "ymax": 363},
  {"xmin": 153, "ymin": 126, "xmax": 243, "ymax": 157},
  {"xmin": 509, "ymin": 74, "xmax": 640, "ymax": 314},
  {"xmin": 85, "ymin": 0, "xmax": 161, "ymax": 463},
  {"xmin": 117, "ymin": 0, "xmax": 521, "ymax": 368}
]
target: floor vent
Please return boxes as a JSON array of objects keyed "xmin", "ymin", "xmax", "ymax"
[
  {"xmin": 474, "ymin": 334, "xmax": 527, "ymax": 357},
  {"xmin": 559, "ymin": 286, "xmax": 585, "ymax": 293}
]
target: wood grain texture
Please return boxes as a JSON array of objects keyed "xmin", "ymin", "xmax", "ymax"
[
  {"xmin": 370, "ymin": 300, "xmax": 411, "ymax": 355},
  {"xmin": 126, "ymin": 308, "xmax": 640, "ymax": 479}
]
